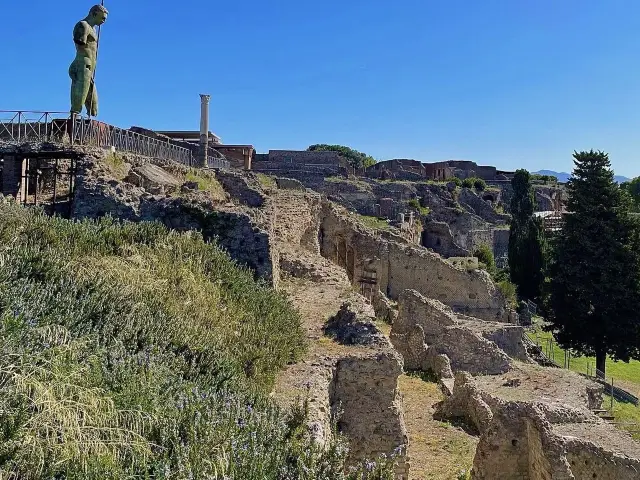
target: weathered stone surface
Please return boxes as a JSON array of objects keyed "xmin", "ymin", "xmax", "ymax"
[
  {"xmin": 324, "ymin": 302, "xmax": 388, "ymax": 347},
  {"xmin": 331, "ymin": 352, "xmax": 409, "ymax": 478},
  {"xmin": 458, "ymin": 187, "xmax": 511, "ymax": 225},
  {"xmin": 421, "ymin": 219, "xmax": 470, "ymax": 257},
  {"xmin": 125, "ymin": 162, "xmax": 182, "ymax": 195},
  {"xmin": 319, "ymin": 202, "xmax": 514, "ymax": 322},
  {"xmin": 392, "ymin": 290, "xmax": 518, "ymax": 376},
  {"xmin": 433, "ymin": 365, "xmax": 640, "ymax": 480},
  {"xmin": 275, "ymin": 176, "xmax": 306, "ymax": 191},
  {"xmin": 215, "ymin": 169, "xmax": 266, "ymax": 207}
]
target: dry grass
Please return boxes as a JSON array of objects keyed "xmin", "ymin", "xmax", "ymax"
[{"xmin": 399, "ymin": 375, "xmax": 477, "ymax": 480}]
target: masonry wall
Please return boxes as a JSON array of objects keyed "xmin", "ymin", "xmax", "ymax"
[
  {"xmin": 319, "ymin": 202, "xmax": 511, "ymax": 322},
  {"xmin": 331, "ymin": 353, "xmax": 409, "ymax": 479}
]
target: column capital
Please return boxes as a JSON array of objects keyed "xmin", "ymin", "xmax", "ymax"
[{"xmin": 200, "ymin": 94, "xmax": 211, "ymax": 103}]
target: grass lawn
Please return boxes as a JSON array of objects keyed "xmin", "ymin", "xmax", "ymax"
[
  {"xmin": 527, "ymin": 320, "xmax": 640, "ymax": 436},
  {"xmin": 357, "ymin": 214, "xmax": 392, "ymax": 231},
  {"xmin": 527, "ymin": 321, "xmax": 640, "ymax": 392}
]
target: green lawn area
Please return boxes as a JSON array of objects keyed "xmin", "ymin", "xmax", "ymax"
[
  {"xmin": 357, "ymin": 214, "xmax": 392, "ymax": 231},
  {"xmin": 607, "ymin": 396, "xmax": 640, "ymax": 440},
  {"xmin": 527, "ymin": 320, "xmax": 640, "ymax": 436},
  {"xmin": 527, "ymin": 321, "xmax": 640, "ymax": 391}
]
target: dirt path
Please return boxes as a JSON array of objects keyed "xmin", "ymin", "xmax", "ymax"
[{"xmin": 399, "ymin": 375, "xmax": 478, "ymax": 480}]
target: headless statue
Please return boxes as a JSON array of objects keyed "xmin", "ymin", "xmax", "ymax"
[{"xmin": 69, "ymin": 5, "xmax": 108, "ymax": 116}]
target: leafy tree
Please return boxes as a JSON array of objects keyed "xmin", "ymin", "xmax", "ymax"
[
  {"xmin": 545, "ymin": 151, "xmax": 640, "ymax": 377},
  {"xmin": 307, "ymin": 144, "xmax": 376, "ymax": 169},
  {"xmin": 620, "ymin": 177, "xmax": 640, "ymax": 212},
  {"xmin": 508, "ymin": 169, "xmax": 546, "ymax": 301}
]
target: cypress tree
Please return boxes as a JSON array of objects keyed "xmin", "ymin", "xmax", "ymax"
[
  {"xmin": 546, "ymin": 150, "xmax": 640, "ymax": 377},
  {"xmin": 508, "ymin": 169, "xmax": 546, "ymax": 300}
]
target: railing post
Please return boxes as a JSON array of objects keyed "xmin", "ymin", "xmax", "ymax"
[{"xmin": 611, "ymin": 378, "xmax": 614, "ymax": 411}]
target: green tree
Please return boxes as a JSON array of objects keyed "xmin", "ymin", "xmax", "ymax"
[
  {"xmin": 307, "ymin": 144, "xmax": 376, "ymax": 169},
  {"xmin": 545, "ymin": 151, "xmax": 640, "ymax": 377},
  {"xmin": 508, "ymin": 169, "xmax": 546, "ymax": 301},
  {"xmin": 620, "ymin": 177, "xmax": 640, "ymax": 212}
]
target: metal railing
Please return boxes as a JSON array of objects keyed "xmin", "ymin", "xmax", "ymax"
[{"xmin": 0, "ymin": 111, "xmax": 220, "ymax": 168}]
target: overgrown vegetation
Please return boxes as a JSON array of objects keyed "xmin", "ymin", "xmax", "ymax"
[
  {"xmin": 184, "ymin": 169, "xmax": 226, "ymax": 200},
  {"xmin": 407, "ymin": 198, "xmax": 430, "ymax": 216},
  {"xmin": 473, "ymin": 244, "xmax": 496, "ymax": 276},
  {"xmin": 461, "ymin": 177, "xmax": 486, "ymax": 191},
  {"xmin": 0, "ymin": 203, "xmax": 395, "ymax": 479},
  {"xmin": 543, "ymin": 151, "xmax": 640, "ymax": 377},
  {"xmin": 308, "ymin": 144, "xmax": 376, "ymax": 169},
  {"xmin": 256, "ymin": 173, "xmax": 277, "ymax": 190},
  {"xmin": 357, "ymin": 214, "xmax": 391, "ymax": 231}
]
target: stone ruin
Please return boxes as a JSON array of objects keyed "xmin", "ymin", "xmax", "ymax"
[{"xmin": 2, "ymin": 142, "xmax": 639, "ymax": 480}]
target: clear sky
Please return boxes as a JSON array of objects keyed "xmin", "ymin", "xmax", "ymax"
[{"xmin": 2, "ymin": 1, "xmax": 640, "ymax": 177}]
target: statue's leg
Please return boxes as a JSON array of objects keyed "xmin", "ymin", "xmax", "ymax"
[
  {"xmin": 70, "ymin": 62, "xmax": 92, "ymax": 115},
  {"xmin": 85, "ymin": 80, "xmax": 98, "ymax": 117}
]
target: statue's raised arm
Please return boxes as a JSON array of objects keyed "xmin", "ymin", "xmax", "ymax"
[{"xmin": 68, "ymin": 5, "xmax": 108, "ymax": 116}]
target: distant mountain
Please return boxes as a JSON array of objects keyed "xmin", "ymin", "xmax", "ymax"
[{"xmin": 534, "ymin": 170, "xmax": 631, "ymax": 184}]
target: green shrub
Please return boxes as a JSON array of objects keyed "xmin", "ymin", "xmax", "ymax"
[
  {"xmin": 0, "ymin": 203, "xmax": 395, "ymax": 479},
  {"xmin": 445, "ymin": 177, "xmax": 462, "ymax": 187},
  {"xmin": 498, "ymin": 280, "xmax": 518, "ymax": 308},
  {"xmin": 407, "ymin": 198, "xmax": 420, "ymax": 209},
  {"xmin": 462, "ymin": 178, "xmax": 474, "ymax": 188},
  {"xmin": 473, "ymin": 178, "xmax": 487, "ymax": 191},
  {"xmin": 474, "ymin": 244, "xmax": 495, "ymax": 275}
]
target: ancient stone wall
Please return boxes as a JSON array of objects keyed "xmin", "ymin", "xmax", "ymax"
[
  {"xmin": 458, "ymin": 188, "xmax": 510, "ymax": 225},
  {"xmin": 331, "ymin": 353, "xmax": 409, "ymax": 477},
  {"xmin": 435, "ymin": 369, "xmax": 640, "ymax": 480},
  {"xmin": 215, "ymin": 170, "xmax": 266, "ymax": 207},
  {"xmin": 421, "ymin": 220, "xmax": 470, "ymax": 257},
  {"xmin": 391, "ymin": 290, "xmax": 514, "ymax": 376},
  {"xmin": 319, "ymin": 202, "xmax": 512, "ymax": 321}
]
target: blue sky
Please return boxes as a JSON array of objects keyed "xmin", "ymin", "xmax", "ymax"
[{"xmin": 2, "ymin": 1, "xmax": 640, "ymax": 177}]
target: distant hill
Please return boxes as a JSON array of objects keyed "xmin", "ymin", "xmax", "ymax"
[{"xmin": 534, "ymin": 170, "xmax": 630, "ymax": 184}]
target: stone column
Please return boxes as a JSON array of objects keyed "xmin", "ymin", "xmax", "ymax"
[
  {"xmin": 198, "ymin": 94, "xmax": 211, "ymax": 168},
  {"xmin": 243, "ymin": 148, "xmax": 252, "ymax": 171}
]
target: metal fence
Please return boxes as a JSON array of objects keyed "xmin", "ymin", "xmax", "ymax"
[{"xmin": 0, "ymin": 111, "xmax": 226, "ymax": 169}]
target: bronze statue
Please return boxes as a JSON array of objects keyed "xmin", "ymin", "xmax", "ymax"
[{"xmin": 69, "ymin": 5, "xmax": 108, "ymax": 116}]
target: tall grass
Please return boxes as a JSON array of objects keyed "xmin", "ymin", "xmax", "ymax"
[{"xmin": 0, "ymin": 203, "xmax": 395, "ymax": 479}]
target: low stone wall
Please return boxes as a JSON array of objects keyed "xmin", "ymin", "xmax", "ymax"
[
  {"xmin": 332, "ymin": 352, "xmax": 409, "ymax": 477},
  {"xmin": 435, "ymin": 370, "xmax": 640, "ymax": 480},
  {"xmin": 391, "ymin": 290, "xmax": 514, "ymax": 377}
]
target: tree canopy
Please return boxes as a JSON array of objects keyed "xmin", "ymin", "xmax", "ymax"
[
  {"xmin": 508, "ymin": 169, "xmax": 546, "ymax": 301},
  {"xmin": 620, "ymin": 177, "xmax": 640, "ymax": 212},
  {"xmin": 545, "ymin": 151, "xmax": 640, "ymax": 376},
  {"xmin": 307, "ymin": 144, "xmax": 376, "ymax": 169}
]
